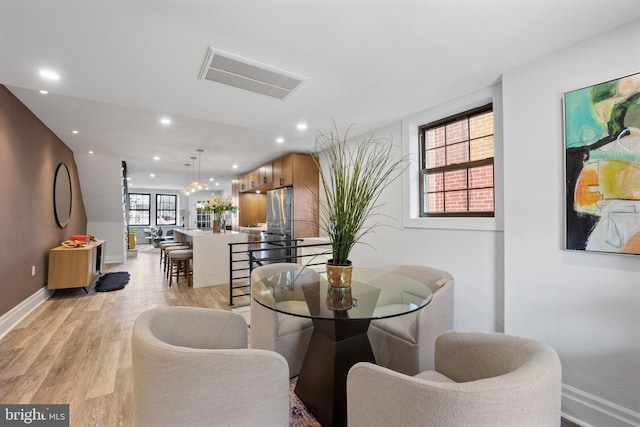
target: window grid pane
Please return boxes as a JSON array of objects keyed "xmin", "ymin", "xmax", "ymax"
[
  {"xmin": 445, "ymin": 142, "xmax": 469, "ymax": 166},
  {"xmin": 469, "ymin": 188, "xmax": 494, "ymax": 212},
  {"xmin": 445, "ymin": 119, "xmax": 469, "ymax": 144},
  {"xmin": 443, "ymin": 169, "xmax": 467, "ymax": 191},
  {"xmin": 470, "ymin": 135, "xmax": 494, "ymax": 161}
]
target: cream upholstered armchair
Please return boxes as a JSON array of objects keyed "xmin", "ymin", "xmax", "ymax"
[
  {"xmin": 368, "ymin": 265, "xmax": 454, "ymax": 375},
  {"xmin": 347, "ymin": 331, "xmax": 562, "ymax": 427},
  {"xmin": 250, "ymin": 263, "xmax": 314, "ymax": 377},
  {"xmin": 131, "ymin": 306, "xmax": 290, "ymax": 427}
]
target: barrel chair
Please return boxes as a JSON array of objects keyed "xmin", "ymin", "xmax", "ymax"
[
  {"xmin": 250, "ymin": 263, "xmax": 314, "ymax": 378},
  {"xmin": 132, "ymin": 307, "xmax": 290, "ymax": 427},
  {"xmin": 367, "ymin": 265, "xmax": 454, "ymax": 376},
  {"xmin": 348, "ymin": 331, "xmax": 562, "ymax": 427}
]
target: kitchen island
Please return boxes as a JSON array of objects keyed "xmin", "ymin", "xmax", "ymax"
[{"xmin": 173, "ymin": 229, "xmax": 248, "ymax": 288}]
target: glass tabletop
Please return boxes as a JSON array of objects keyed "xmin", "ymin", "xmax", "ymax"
[{"xmin": 252, "ymin": 267, "xmax": 433, "ymax": 321}]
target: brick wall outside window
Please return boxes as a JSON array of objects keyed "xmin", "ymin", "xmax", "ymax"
[{"xmin": 419, "ymin": 105, "xmax": 494, "ymax": 217}]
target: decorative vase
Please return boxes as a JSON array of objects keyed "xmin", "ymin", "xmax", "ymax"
[
  {"xmin": 326, "ymin": 286, "xmax": 353, "ymax": 310},
  {"xmin": 220, "ymin": 213, "xmax": 227, "ymax": 233},
  {"xmin": 326, "ymin": 260, "xmax": 353, "ymax": 288},
  {"xmin": 212, "ymin": 219, "xmax": 220, "ymax": 233}
]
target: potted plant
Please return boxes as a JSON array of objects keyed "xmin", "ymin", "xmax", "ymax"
[{"xmin": 313, "ymin": 123, "xmax": 408, "ymax": 287}]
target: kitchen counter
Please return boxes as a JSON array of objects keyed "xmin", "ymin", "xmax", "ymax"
[
  {"xmin": 174, "ymin": 229, "xmax": 248, "ymax": 288},
  {"xmin": 238, "ymin": 225, "xmax": 267, "ymax": 233}
]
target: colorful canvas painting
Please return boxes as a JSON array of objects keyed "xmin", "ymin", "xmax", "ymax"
[{"xmin": 564, "ymin": 71, "xmax": 640, "ymax": 254}]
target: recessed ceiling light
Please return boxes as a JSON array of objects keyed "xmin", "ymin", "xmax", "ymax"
[
  {"xmin": 39, "ymin": 90, "xmax": 48, "ymax": 95},
  {"xmin": 160, "ymin": 117, "xmax": 171, "ymax": 125},
  {"xmin": 88, "ymin": 151, "xmax": 94, "ymax": 154},
  {"xmin": 297, "ymin": 123, "xmax": 307, "ymax": 130},
  {"xmin": 126, "ymin": 177, "xmax": 131, "ymax": 181},
  {"xmin": 232, "ymin": 164, "xmax": 238, "ymax": 169},
  {"xmin": 276, "ymin": 137, "xmax": 284, "ymax": 144},
  {"xmin": 72, "ymin": 130, "xmax": 78, "ymax": 134},
  {"xmin": 39, "ymin": 69, "xmax": 60, "ymax": 80},
  {"xmin": 150, "ymin": 174, "xmax": 155, "ymax": 178},
  {"xmin": 153, "ymin": 156, "xmax": 160, "ymax": 160},
  {"xmin": 215, "ymin": 182, "xmax": 220, "ymax": 186},
  {"xmin": 209, "ymin": 177, "xmax": 214, "ymax": 181}
]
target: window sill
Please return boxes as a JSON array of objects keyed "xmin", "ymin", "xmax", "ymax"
[{"xmin": 403, "ymin": 215, "xmax": 502, "ymax": 232}]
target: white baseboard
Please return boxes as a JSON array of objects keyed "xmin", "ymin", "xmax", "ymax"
[
  {"xmin": 0, "ymin": 287, "xmax": 51, "ymax": 341},
  {"xmin": 562, "ymin": 383, "xmax": 640, "ymax": 427}
]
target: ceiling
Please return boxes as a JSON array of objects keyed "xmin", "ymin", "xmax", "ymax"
[{"xmin": 2, "ymin": 0, "xmax": 640, "ymax": 191}]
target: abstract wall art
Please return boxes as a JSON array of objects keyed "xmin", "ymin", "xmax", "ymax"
[{"xmin": 564, "ymin": 71, "xmax": 640, "ymax": 254}]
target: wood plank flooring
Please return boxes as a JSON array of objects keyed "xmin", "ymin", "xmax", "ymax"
[{"xmin": 0, "ymin": 246, "xmax": 247, "ymax": 426}]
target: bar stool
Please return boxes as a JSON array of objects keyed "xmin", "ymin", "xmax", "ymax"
[
  {"xmin": 167, "ymin": 249, "xmax": 193, "ymax": 287},
  {"xmin": 163, "ymin": 245, "xmax": 190, "ymax": 273},
  {"xmin": 159, "ymin": 241, "xmax": 186, "ymax": 267}
]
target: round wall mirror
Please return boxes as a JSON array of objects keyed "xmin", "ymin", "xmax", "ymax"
[{"xmin": 54, "ymin": 163, "xmax": 72, "ymax": 228}]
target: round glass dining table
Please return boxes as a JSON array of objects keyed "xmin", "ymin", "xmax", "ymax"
[{"xmin": 252, "ymin": 266, "xmax": 433, "ymax": 427}]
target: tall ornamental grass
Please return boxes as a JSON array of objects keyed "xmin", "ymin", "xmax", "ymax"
[{"xmin": 314, "ymin": 124, "xmax": 409, "ymax": 265}]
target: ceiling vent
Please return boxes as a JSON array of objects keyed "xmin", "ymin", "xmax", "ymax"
[{"xmin": 199, "ymin": 47, "xmax": 307, "ymax": 100}]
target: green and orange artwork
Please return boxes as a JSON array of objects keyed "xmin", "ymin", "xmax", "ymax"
[{"xmin": 564, "ymin": 72, "xmax": 640, "ymax": 254}]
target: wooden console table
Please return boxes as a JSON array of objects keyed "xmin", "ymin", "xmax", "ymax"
[{"xmin": 48, "ymin": 240, "xmax": 106, "ymax": 292}]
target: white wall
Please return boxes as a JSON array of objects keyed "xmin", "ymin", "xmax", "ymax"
[
  {"xmin": 503, "ymin": 20, "xmax": 640, "ymax": 427},
  {"xmin": 76, "ymin": 153, "xmax": 126, "ymax": 263}
]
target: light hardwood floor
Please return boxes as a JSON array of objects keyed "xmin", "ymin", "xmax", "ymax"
[{"xmin": 0, "ymin": 246, "xmax": 248, "ymax": 426}]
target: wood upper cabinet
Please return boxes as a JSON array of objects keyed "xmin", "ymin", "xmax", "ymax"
[
  {"xmin": 259, "ymin": 163, "xmax": 273, "ymax": 186},
  {"xmin": 240, "ymin": 173, "xmax": 248, "ymax": 191},
  {"xmin": 239, "ymin": 153, "xmax": 315, "ymax": 193},
  {"xmin": 273, "ymin": 155, "xmax": 293, "ymax": 188},
  {"xmin": 244, "ymin": 169, "xmax": 259, "ymax": 190}
]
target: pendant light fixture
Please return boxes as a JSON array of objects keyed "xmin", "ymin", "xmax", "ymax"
[
  {"xmin": 188, "ymin": 156, "xmax": 198, "ymax": 193},
  {"xmin": 180, "ymin": 163, "xmax": 191, "ymax": 195},
  {"xmin": 187, "ymin": 149, "xmax": 209, "ymax": 192},
  {"xmin": 195, "ymin": 148, "xmax": 209, "ymax": 190}
]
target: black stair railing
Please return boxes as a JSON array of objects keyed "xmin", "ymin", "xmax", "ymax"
[{"xmin": 227, "ymin": 239, "xmax": 331, "ymax": 307}]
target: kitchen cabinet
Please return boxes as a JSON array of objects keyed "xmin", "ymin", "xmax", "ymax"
[
  {"xmin": 259, "ymin": 163, "xmax": 273, "ymax": 186},
  {"xmin": 237, "ymin": 153, "xmax": 319, "ymax": 238},
  {"xmin": 246, "ymin": 169, "xmax": 259, "ymax": 190},
  {"xmin": 238, "ymin": 192, "xmax": 267, "ymax": 227},
  {"xmin": 273, "ymin": 155, "xmax": 293, "ymax": 188}
]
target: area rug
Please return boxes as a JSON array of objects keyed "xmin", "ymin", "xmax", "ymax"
[
  {"xmin": 94, "ymin": 272, "xmax": 130, "ymax": 292},
  {"xmin": 290, "ymin": 377, "xmax": 320, "ymax": 426}
]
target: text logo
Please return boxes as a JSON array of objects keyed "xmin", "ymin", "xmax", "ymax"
[{"xmin": 0, "ymin": 405, "xmax": 69, "ymax": 426}]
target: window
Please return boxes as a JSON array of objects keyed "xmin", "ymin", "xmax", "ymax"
[
  {"xmin": 156, "ymin": 194, "xmax": 177, "ymax": 225},
  {"xmin": 129, "ymin": 193, "xmax": 150, "ymax": 225},
  {"xmin": 419, "ymin": 104, "xmax": 494, "ymax": 217}
]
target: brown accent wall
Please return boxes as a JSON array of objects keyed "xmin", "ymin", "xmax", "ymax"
[{"xmin": 0, "ymin": 85, "xmax": 87, "ymax": 317}]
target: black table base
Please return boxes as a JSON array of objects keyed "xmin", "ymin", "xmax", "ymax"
[{"xmin": 294, "ymin": 317, "xmax": 375, "ymax": 427}]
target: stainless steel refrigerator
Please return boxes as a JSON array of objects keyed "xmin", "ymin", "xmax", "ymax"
[
  {"xmin": 252, "ymin": 187, "xmax": 294, "ymax": 267},
  {"xmin": 267, "ymin": 187, "xmax": 292, "ymax": 236}
]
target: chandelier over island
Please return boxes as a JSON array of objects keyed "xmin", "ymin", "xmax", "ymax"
[{"xmin": 181, "ymin": 149, "xmax": 209, "ymax": 194}]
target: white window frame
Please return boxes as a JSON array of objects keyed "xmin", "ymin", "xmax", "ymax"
[{"xmin": 401, "ymin": 84, "xmax": 504, "ymax": 231}]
